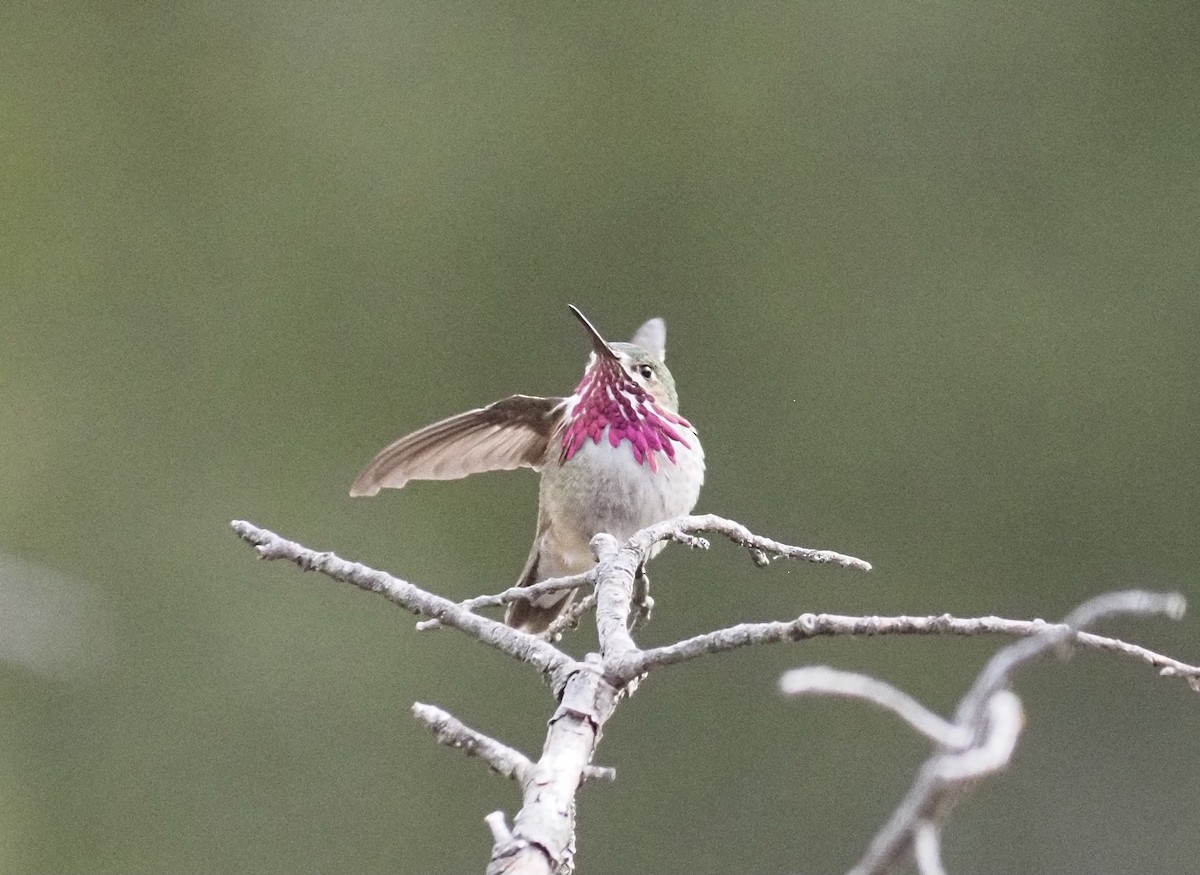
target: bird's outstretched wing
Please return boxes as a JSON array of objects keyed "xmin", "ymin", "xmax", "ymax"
[{"xmin": 349, "ymin": 395, "xmax": 566, "ymax": 496}]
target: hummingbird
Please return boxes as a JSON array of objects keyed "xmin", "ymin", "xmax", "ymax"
[{"xmin": 349, "ymin": 306, "xmax": 705, "ymax": 634}]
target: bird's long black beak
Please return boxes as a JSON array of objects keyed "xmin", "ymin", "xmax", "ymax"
[{"xmin": 568, "ymin": 305, "xmax": 619, "ymax": 360}]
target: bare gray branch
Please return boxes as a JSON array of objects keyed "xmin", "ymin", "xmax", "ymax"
[
  {"xmin": 627, "ymin": 513, "xmax": 874, "ymax": 571},
  {"xmin": 412, "ymin": 703, "xmax": 533, "ymax": 782},
  {"xmin": 621, "ymin": 609, "xmax": 1200, "ymax": 689},
  {"xmin": 780, "ymin": 667, "xmax": 968, "ymax": 748},
  {"xmin": 230, "ymin": 521, "xmax": 572, "ymax": 679},
  {"xmin": 540, "ymin": 593, "xmax": 598, "ymax": 640},
  {"xmin": 912, "ymin": 822, "xmax": 946, "ymax": 875},
  {"xmin": 821, "ymin": 590, "xmax": 1187, "ymax": 875},
  {"xmin": 417, "ymin": 572, "xmax": 595, "ymax": 633},
  {"xmin": 485, "ymin": 811, "xmax": 514, "ymax": 845},
  {"xmin": 230, "ymin": 515, "xmax": 1197, "ymax": 875}
]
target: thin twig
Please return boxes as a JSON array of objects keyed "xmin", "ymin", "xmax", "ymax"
[
  {"xmin": 627, "ymin": 514, "xmax": 873, "ymax": 571},
  {"xmin": 466, "ymin": 571, "xmax": 595, "ymax": 610},
  {"xmin": 412, "ymin": 703, "xmax": 532, "ymax": 782},
  {"xmin": 956, "ymin": 591, "xmax": 1186, "ymax": 720},
  {"xmin": 416, "ymin": 571, "xmax": 595, "ymax": 632},
  {"xmin": 413, "ymin": 702, "xmax": 614, "ymax": 784},
  {"xmin": 780, "ymin": 667, "xmax": 968, "ymax": 748},
  {"xmin": 613, "ymin": 610, "xmax": 1200, "ymax": 688},
  {"xmin": 541, "ymin": 593, "xmax": 598, "ymax": 640},
  {"xmin": 230, "ymin": 521, "xmax": 572, "ymax": 678}
]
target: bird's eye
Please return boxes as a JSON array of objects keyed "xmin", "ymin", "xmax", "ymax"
[{"xmin": 637, "ymin": 364, "xmax": 655, "ymax": 380}]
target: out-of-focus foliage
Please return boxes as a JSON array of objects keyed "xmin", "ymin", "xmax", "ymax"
[{"xmin": 2, "ymin": 3, "xmax": 1198, "ymax": 873}]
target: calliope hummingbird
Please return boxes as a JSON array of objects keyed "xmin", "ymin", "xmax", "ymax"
[{"xmin": 350, "ymin": 306, "xmax": 705, "ymax": 633}]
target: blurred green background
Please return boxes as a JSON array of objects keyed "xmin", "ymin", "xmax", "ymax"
[{"xmin": 3, "ymin": 3, "xmax": 1198, "ymax": 873}]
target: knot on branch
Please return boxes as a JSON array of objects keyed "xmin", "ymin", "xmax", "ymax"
[{"xmin": 790, "ymin": 613, "xmax": 819, "ymax": 638}]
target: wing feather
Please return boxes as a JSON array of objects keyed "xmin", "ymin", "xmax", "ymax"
[{"xmin": 349, "ymin": 395, "xmax": 565, "ymax": 496}]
